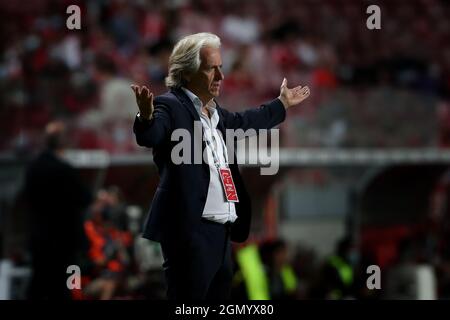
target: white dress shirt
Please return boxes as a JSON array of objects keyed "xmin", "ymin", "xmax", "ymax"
[{"xmin": 182, "ymin": 87, "xmax": 237, "ymax": 224}]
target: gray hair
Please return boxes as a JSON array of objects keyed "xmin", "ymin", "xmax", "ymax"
[{"xmin": 165, "ymin": 32, "xmax": 221, "ymax": 89}]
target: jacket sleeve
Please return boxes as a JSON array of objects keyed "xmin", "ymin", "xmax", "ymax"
[
  {"xmin": 220, "ymin": 98, "xmax": 286, "ymax": 131},
  {"xmin": 133, "ymin": 97, "xmax": 172, "ymax": 148}
]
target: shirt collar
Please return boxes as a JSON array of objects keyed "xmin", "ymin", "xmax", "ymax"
[{"xmin": 181, "ymin": 87, "xmax": 217, "ymax": 117}]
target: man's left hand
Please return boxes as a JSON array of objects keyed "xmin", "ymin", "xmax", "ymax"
[{"xmin": 278, "ymin": 78, "xmax": 310, "ymax": 109}]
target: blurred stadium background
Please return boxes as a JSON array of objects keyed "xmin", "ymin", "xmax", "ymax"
[{"xmin": 1, "ymin": 0, "xmax": 450, "ymax": 300}]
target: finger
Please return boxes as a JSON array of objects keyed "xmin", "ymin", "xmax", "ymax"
[
  {"xmin": 293, "ymin": 85, "xmax": 303, "ymax": 93},
  {"xmin": 143, "ymin": 86, "xmax": 150, "ymax": 98},
  {"xmin": 149, "ymin": 93, "xmax": 154, "ymax": 106},
  {"xmin": 281, "ymin": 78, "xmax": 287, "ymax": 88},
  {"xmin": 131, "ymin": 85, "xmax": 139, "ymax": 99},
  {"xmin": 302, "ymin": 86, "xmax": 310, "ymax": 95},
  {"xmin": 296, "ymin": 86, "xmax": 307, "ymax": 94},
  {"xmin": 301, "ymin": 88, "xmax": 310, "ymax": 99}
]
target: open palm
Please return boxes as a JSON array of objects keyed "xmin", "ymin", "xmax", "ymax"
[
  {"xmin": 279, "ymin": 78, "xmax": 310, "ymax": 109},
  {"xmin": 131, "ymin": 84, "xmax": 154, "ymax": 120}
]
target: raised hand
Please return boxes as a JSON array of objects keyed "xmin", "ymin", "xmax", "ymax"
[
  {"xmin": 131, "ymin": 84, "xmax": 154, "ymax": 120},
  {"xmin": 278, "ymin": 78, "xmax": 310, "ymax": 109}
]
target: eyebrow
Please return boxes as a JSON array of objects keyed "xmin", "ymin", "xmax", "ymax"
[{"xmin": 206, "ymin": 63, "xmax": 222, "ymax": 68}]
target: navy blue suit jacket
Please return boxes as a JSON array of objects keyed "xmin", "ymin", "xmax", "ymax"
[{"xmin": 133, "ymin": 88, "xmax": 286, "ymax": 243}]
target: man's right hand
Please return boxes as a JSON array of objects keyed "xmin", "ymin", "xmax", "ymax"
[{"xmin": 131, "ymin": 84, "xmax": 154, "ymax": 120}]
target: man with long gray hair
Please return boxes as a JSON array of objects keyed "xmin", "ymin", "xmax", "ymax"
[{"xmin": 131, "ymin": 32, "xmax": 309, "ymax": 300}]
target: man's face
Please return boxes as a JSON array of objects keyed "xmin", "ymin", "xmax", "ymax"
[{"xmin": 186, "ymin": 46, "xmax": 224, "ymax": 102}]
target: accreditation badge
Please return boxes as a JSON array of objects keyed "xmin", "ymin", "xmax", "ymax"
[{"xmin": 218, "ymin": 167, "xmax": 239, "ymax": 202}]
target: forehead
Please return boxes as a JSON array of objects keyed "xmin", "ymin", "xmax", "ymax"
[{"xmin": 200, "ymin": 46, "xmax": 222, "ymax": 66}]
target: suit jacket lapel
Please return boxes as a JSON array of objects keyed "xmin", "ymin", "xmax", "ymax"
[
  {"xmin": 171, "ymin": 88, "xmax": 200, "ymax": 121},
  {"xmin": 215, "ymin": 100, "xmax": 227, "ymax": 137},
  {"xmin": 171, "ymin": 88, "xmax": 209, "ymax": 171}
]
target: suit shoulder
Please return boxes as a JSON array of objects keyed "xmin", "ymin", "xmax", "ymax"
[
  {"xmin": 154, "ymin": 91, "xmax": 181, "ymax": 107},
  {"xmin": 216, "ymin": 104, "xmax": 230, "ymax": 117}
]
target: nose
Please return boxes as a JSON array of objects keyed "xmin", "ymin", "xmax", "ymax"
[{"xmin": 215, "ymin": 68, "xmax": 224, "ymax": 81}]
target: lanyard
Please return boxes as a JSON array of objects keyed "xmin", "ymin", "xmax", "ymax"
[
  {"xmin": 201, "ymin": 111, "xmax": 239, "ymax": 204},
  {"xmin": 201, "ymin": 118, "xmax": 229, "ymax": 169}
]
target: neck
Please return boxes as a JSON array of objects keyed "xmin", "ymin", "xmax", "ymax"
[
  {"xmin": 184, "ymin": 86, "xmax": 211, "ymax": 106},
  {"xmin": 202, "ymin": 105, "xmax": 211, "ymax": 118}
]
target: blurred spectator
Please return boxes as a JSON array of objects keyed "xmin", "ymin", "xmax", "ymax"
[
  {"xmin": 80, "ymin": 55, "xmax": 136, "ymax": 127},
  {"xmin": 83, "ymin": 187, "xmax": 132, "ymax": 300},
  {"xmin": 24, "ymin": 120, "xmax": 92, "ymax": 300},
  {"xmin": 384, "ymin": 236, "xmax": 438, "ymax": 299},
  {"xmin": 78, "ymin": 54, "xmax": 137, "ymax": 153},
  {"xmin": 232, "ymin": 239, "xmax": 298, "ymax": 300},
  {"xmin": 315, "ymin": 236, "xmax": 360, "ymax": 299},
  {"xmin": 259, "ymin": 239, "xmax": 299, "ymax": 300},
  {"xmin": 429, "ymin": 170, "xmax": 450, "ymax": 298},
  {"xmin": 221, "ymin": 12, "xmax": 261, "ymax": 44},
  {"xmin": 232, "ymin": 243, "xmax": 270, "ymax": 300}
]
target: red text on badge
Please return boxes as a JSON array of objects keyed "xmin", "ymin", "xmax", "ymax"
[{"xmin": 219, "ymin": 168, "xmax": 239, "ymax": 202}]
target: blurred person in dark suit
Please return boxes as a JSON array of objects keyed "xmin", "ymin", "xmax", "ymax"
[
  {"xmin": 24, "ymin": 120, "xmax": 92, "ymax": 300},
  {"xmin": 131, "ymin": 32, "xmax": 310, "ymax": 300}
]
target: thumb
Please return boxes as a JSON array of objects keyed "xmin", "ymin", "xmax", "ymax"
[{"xmin": 281, "ymin": 77, "xmax": 287, "ymax": 88}]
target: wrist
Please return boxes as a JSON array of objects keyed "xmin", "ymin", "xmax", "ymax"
[
  {"xmin": 137, "ymin": 112, "xmax": 152, "ymax": 122},
  {"xmin": 278, "ymin": 96, "xmax": 289, "ymax": 109}
]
